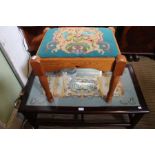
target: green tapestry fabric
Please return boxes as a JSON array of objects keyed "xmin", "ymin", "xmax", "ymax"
[{"xmin": 38, "ymin": 27, "xmax": 119, "ymax": 58}]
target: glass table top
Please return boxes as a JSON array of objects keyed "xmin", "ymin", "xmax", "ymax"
[{"xmin": 25, "ymin": 67, "xmax": 140, "ymax": 107}]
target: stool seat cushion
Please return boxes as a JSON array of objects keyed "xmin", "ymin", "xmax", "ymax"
[{"xmin": 37, "ymin": 27, "xmax": 119, "ymax": 58}]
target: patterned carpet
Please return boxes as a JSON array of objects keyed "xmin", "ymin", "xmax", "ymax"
[{"xmin": 130, "ymin": 56, "xmax": 155, "ymax": 128}]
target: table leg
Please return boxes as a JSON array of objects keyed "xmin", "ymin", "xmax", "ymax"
[
  {"xmin": 106, "ymin": 55, "xmax": 126, "ymax": 102},
  {"xmin": 23, "ymin": 113, "xmax": 38, "ymax": 128},
  {"xmin": 127, "ymin": 113, "xmax": 144, "ymax": 129}
]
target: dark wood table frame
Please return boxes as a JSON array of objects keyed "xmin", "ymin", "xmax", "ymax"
[{"xmin": 19, "ymin": 65, "xmax": 149, "ymax": 129}]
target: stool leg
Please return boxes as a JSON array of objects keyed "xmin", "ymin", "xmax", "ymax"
[
  {"xmin": 39, "ymin": 75, "xmax": 53, "ymax": 102},
  {"xmin": 106, "ymin": 55, "xmax": 127, "ymax": 102},
  {"xmin": 30, "ymin": 56, "xmax": 53, "ymax": 102}
]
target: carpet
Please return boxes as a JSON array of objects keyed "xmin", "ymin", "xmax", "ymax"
[{"xmin": 130, "ymin": 56, "xmax": 155, "ymax": 128}]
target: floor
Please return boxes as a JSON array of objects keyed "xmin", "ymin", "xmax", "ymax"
[
  {"xmin": 10, "ymin": 56, "xmax": 155, "ymax": 129},
  {"xmin": 130, "ymin": 56, "xmax": 155, "ymax": 128}
]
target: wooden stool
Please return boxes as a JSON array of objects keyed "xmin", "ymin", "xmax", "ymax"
[{"xmin": 30, "ymin": 27, "xmax": 126, "ymax": 103}]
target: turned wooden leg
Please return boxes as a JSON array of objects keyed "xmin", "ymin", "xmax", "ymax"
[
  {"xmin": 39, "ymin": 75, "xmax": 53, "ymax": 102},
  {"xmin": 106, "ymin": 55, "xmax": 127, "ymax": 102},
  {"xmin": 30, "ymin": 56, "xmax": 53, "ymax": 102}
]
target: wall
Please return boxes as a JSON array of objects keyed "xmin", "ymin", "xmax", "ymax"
[{"xmin": 0, "ymin": 26, "xmax": 30, "ymax": 86}]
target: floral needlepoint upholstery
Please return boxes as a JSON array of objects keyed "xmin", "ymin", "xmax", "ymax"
[{"xmin": 37, "ymin": 27, "xmax": 119, "ymax": 58}]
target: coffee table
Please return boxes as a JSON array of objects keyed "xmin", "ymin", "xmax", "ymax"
[{"xmin": 19, "ymin": 65, "xmax": 149, "ymax": 128}]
